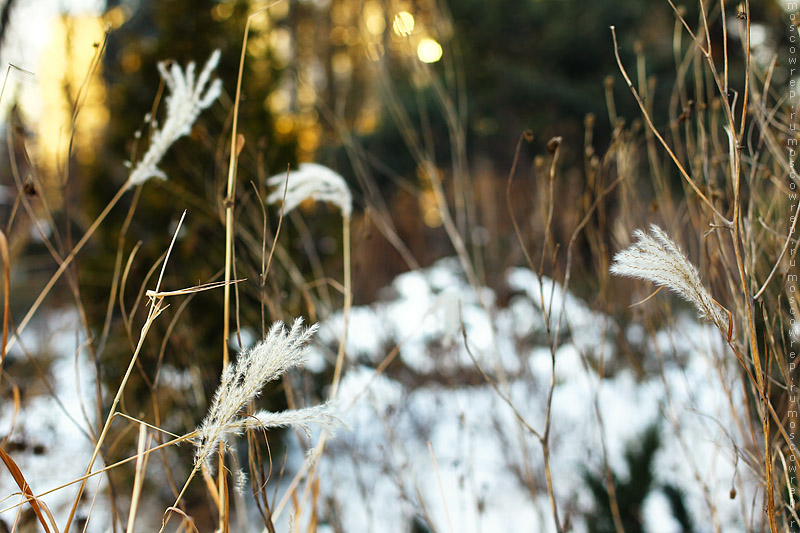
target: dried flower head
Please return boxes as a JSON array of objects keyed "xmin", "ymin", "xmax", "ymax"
[
  {"xmin": 267, "ymin": 163, "xmax": 352, "ymax": 217},
  {"xmin": 194, "ymin": 318, "xmax": 338, "ymax": 471},
  {"xmin": 127, "ymin": 50, "xmax": 222, "ymax": 188},
  {"xmin": 610, "ymin": 225, "xmax": 728, "ymax": 330}
]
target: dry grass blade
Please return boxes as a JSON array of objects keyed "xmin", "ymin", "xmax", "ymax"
[
  {"xmin": 125, "ymin": 423, "xmax": 150, "ymax": 533},
  {"xmin": 164, "ymin": 507, "xmax": 200, "ymax": 533},
  {"xmin": 201, "ymin": 464, "xmax": 222, "ymax": 512},
  {"xmin": 65, "ymin": 210, "xmax": 188, "ymax": 531},
  {"xmin": 0, "ymin": 432, "xmax": 198, "ymax": 517},
  {"xmin": 505, "ymin": 131, "xmax": 537, "ymax": 273},
  {"xmin": 0, "ymin": 384, "xmax": 20, "ymax": 449},
  {"xmin": 753, "ymin": 198, "xmax": 800, "ymax": 300},
  {"xmin": 0, "ymin": 446, "xmax": 55, "ymax": 533},
  {"xmin": 223, "ymin": 0, "xmax": 284, "ymax": 367},
  {"xmin": 427, "ymin": 441, "xmax": 454, "ymax": 533},
  {"xmin": 459, "ymin": 310, "xmax": 541, "ymax": 439},
  {"xmin": 263, "ymin": 162, "xmax": 353, "ymax": 521},
  {"xmin": 146, "ymin": 278, "xmax": 246, "ymax": 299},
  {"xmin": 0, "ymin": 229, "xmax": 9, "ymax": 389},
  {"xmin": 609, "ymin": 25, "xmax": 730, "ymax": 226},
  {"xmin": 0, "ymin": 64, "xmax": 35, "ymax": 106}
]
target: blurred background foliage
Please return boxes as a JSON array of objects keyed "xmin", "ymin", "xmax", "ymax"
[{"xmin": 51, "ymin": 0, "xmax": 788, "ymax": 339}]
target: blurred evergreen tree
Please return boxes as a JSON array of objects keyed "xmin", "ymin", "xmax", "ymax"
[
  {"xmin": 75, "ymin": 1, "xmax": 302, "ymax": 513},
  {"xmin": 583, "ymin": 423, "xmax": 694, "ymax": 532},
  {"xmin": 83, "ymin": 0, "xmax": 299, "ymax": 377},
  {"xmin": 449, "ymin": 0, "xmax": 780, "ymax": 160}
]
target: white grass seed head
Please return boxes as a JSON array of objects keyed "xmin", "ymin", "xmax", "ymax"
[
  {"xmin": 193, "ymin": 318, "xmax": 339, "ymax": 472},
  {"xmin": 127, "ymin": 50, "xmax": 222, "ymax": 188},
  {"xmin": 266, "ymin": 163, "xmax": 352, "ymax": 218},
  {"xmin": 610, "ymin": 224, "xmax": 728, "ymax": 330}
]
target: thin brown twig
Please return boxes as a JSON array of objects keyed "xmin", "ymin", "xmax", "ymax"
[
  {"xmin": 610, "ymin": 25, "xmax": 730, "ymax": 226},
  {"xmin": 427, "ymin": 441, "xmax": 454, "ymax": 533}
]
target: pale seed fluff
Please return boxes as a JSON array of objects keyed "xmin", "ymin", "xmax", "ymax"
[
  {"xmin": 610, "ymin": 225, "xmax": 728, "ymax": 331},
  {"xmin": 194, "ymin": 318, "xmax": 339, "ymax": 472},
  {"xmin": 266, "ymin": 163, "xmax": 353, "ymax": 217},
  {"xmin": 233, "ymin": 469, "xmax": 247, "ymax": 495},
  {"xmin": 126, "ymin": 50, "xmax": 223, "ymax": 188}
]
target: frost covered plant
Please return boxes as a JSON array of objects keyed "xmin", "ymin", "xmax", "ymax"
[
  {"xmin": 267, "ymin": 163, "xmax": 353, "ymax": 217},
  {"xmin": 194, "ymin": 318, "xmax": 338, "ymax": 471},
  {"xmin": 610, "ymin": 225, "xmax": 729, "ymax": 331},
  {"xmin": 127, "ymin": 49, "xmax": 223, "ymax": 188}
]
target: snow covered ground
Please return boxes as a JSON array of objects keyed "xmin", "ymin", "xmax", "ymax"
[
  {"xmin": 0, "ymin": 258, "xmax": 758, "ymax": 532},
  {"xmin": 0, "ymin": 310, "xmax": 110, "ymax": 531},
  {"xmin": 282, "ymin": 257, "xmax": 754, "ymax": 532}
]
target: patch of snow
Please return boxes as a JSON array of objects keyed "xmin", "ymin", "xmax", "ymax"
[
  {"xmin": 273, "ymin": 257, "xmax": 754, "ymax": 532},
  {"xmin": 0, "ymin": 310, "xmax": 107, "ymax": 531}
]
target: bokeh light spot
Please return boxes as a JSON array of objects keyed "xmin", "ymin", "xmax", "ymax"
[
  {"xmin": 392, "ymin": 11, "xmax": 414, "ymax": 37},
  {"xmin": 417, "ymin": 38, "xmax": 442, "ymax": 63}
]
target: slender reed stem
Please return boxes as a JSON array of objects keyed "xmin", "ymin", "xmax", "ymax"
[
  {"xmin": 7, "ymin": 182, "xmax": 129, "ymax": 354},
  {"xmin": 283, "ymin": 216, "xmax": 351, "ymax": 524},
  {"xmin": 63, "ymin": 210, "xmax": 183, "ymax": 532},
  {"xmin": 329, "ymin": 217, "xmax": 351, "ymax": 400}
]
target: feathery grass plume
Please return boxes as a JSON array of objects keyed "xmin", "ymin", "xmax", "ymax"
[
  {"xmin": 127, "ymin": 49, "xmax": 222, "ymax": 188},
  {"xmin": 266, "ymin": 163, "xmax": 353, "ymax": 217},
  {"xmin": 610, "ymin": 225, "xmax": 728, "ymax": 330},
  {"xmin": 229, "ymin": 403, "xmax": 340, "ymax": 435},
  {"xmin": 194, "ymin": 318, "xmax": 336, "ymax": 471}
]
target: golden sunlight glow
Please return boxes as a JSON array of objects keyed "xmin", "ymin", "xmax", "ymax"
[
  {"xmin": 365, "ymin": 42, "xmax": 385, "ymax": 61},
  {"xmin": 266, "ymin": 0, "xmax": 289, "ymax": 20},
  {"xmin": 247, "ymin": 33, "xmax": 270, "ymax": 57},
  {"xmin": 298, "ymin": 125, "xmax": 321, "ymax": 153},
  {"xmin": 330, "ymin": 26, "xmax": 349, "ymax": 46},
  {"xmin": 267, "ymin": 89, "xmax": 290, "ymax": 114},
  {"xmin": 332, "ymin": 52, "xmax": 353, "ymax": 77},
  {"xmin": 355, "ymin": 107, "xmax": 379, "ymax": 134},
  {"xmin": 103, "ymin": 5, "xmax": 129, "ymax": 29},
  {"xmin": 275, "ymin": 115, "xmax": 295, "ymax": 136},
  {"xmin": 364, "ymin": 2, "xmax": 385, "ymax": 35},
  {"xmin": 211, "ymin": 2, "xmax": 234, "ymax": 21},
  {"xmin": 417, "ymin": 38, "xmax": 442, "ymax": 63},
  {"xmin": 421, "ymin": 189, "xmax": 442, "ymax": 227},
  {"xmin": 247, "ymin": 6, "xmax": 271, "ymax": 28},
  {"xmin": 270, "ymin": 28, "xmax": 293, "ymax": 67},
  {"xmin": 392, "ymin": 12, "xmax": 414, "ymax": 37},
  {"xmin": 38, "ymin": 15, "xmax": 108, "ymax": 173},
  {"xmin": 120, "ymin": 49, "xmax": 141, "ymax": 73}
]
